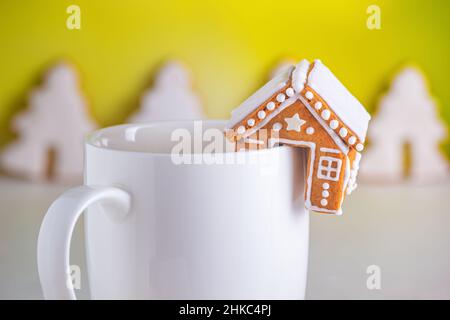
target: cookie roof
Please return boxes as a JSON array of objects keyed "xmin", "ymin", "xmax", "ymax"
[
  {"xmin": 307, "ymin": 60, "xmax": 370, "ymax": 142},
  {"xmin": 228, "ymin": 59, "xmax": 371, "ymax": 143},
  {"xmin": 227, "ymin": 65, "xmax": 294, "ymax": 129}
]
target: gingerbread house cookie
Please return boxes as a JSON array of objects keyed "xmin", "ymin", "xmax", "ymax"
[{"xmin": 226, "ymin": 59, "xmax": 371, "ymax": 215}]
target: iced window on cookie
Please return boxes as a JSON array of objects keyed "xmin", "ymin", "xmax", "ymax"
[{"xmin": 317, "ymin": 156, "xmax": 342, "ymax": 181}]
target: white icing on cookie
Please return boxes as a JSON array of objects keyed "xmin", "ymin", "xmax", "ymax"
[
  {"xmin": 266, "ymin": 101, "xmax": 275, "ymax": 111},
  {"xmin": 307, "ymin": 60, "xmax": 371, "ymax": 142},
  {"xmin": 314, "ymin": 101, "xmax": 322, "ymax": 110},
  {"xmin": 240, "ymin": 96, "xmax": 297, "ymax": 140},
  {"xmin": 276, "ymin": 93, "xmax": 286, "ymax": 103},
  {"xmin": 286, "ymin": 87, "xmax": 295, "ymax": 97},
  {"xmin": 356, "ymin": 143, "xmax": 364, "ymax": 151},
  {"xmin": 339, "ymin": 127, "xmax": 348, "ymax": 138},
  {"xmin": 258, "ymin": 110, "xmax": 266, "ymax": 119},
  {"xmin": 306, "ymin": 127, "xmax": 315, "ymax": 135},
  {"xmin": 237, "ymin": 126, "xmax": 245, "ymax": 134},
  {"xmin": 348, "ymin": 136, "xmax": 356, "ymax": 145},
  {"xmin": 285, "ymin": 113, "xmax": 306, "ymax": 132},
  {"xmin": 291, "ymin": 59, "xmax": 310, "ymax": 92},
  {"xmin": 321, "ymin": 109, "xmax": 331, "ymax": 120},
  {"xmin": 299, "ymin": 95, "xmax": 349, "ymax": 155},
  {"xmin": 320, "ymin": 147, "xmax": 340, "ymax": 154},
  {"xmin": 320, "ymin": 199, "xmax": 328, "ymax": 206},
  {"xmin": 272, "ymin": 122, "xmax": 282, "ymax": 131},
  {"xmin": 346, "ymin": 152, "xmax": 361, "ymax": 195},
  {"xmin": 247, "ymin": 118, "xmax": 255, "ymax": 127},
  {"xmin": 305, "ymin": 91, "xmax": 314, "ymax": 100},
  {"xmin": 323, "ymin": 183, "xmax": 330, "ymax": 189},
  {"xmin": 330, "ymin": 120, "xmax": 339, "ymax": 129},
  {"xmin": 342, "ymin": 154, "xmax": 351, "ymax": 199},
  {"xmin": 227, "ymin": 65, "xmax": 294, "ymax": 128},
  {"xmin": 322, "ymin": 190, "xmax": 329, "ymax": 198}
]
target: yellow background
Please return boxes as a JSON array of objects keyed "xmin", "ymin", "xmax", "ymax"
[{"xmin": 0, "ymin": 0, "xmax": 449, "ymax": 156}]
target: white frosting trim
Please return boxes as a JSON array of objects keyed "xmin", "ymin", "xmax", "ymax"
[
  {"xmin": 243, "ymin": 137, "xmax": 264, "ymax": 145},
  {"xmin": 356, "ymin": 143, "xmax": 364, "ymax": 152},
  {"xmin": 272, "ymin": 122, "xmax": 282, "ymax": 131},
  {"xmin": 341, "ymin": 154, "xmax": 351, "ymax": 205},
  {"xmin": 309, "ymin": 205, "xmax": 342, "ymax": 215},
  {"xmin": 286, "ymin": 87, "xmax": 295, "ymax": 97},
  {"xmin": 292, "ymin": 59, "xmax": 310, "ymax": 92},
  {"xmin": 320, "ymin": 147, "xmax": 340, "ymax": 154},
  {"xmin": 346, "ymin": 151, "xmax": 361, "ymax": 194},
  {"xmin": 227, "ymin": 59, "xmax": 370, "ymax": 151},
  {"xmin": 306, "ymin": 127, "xmax": 315, "ymax": 135},
  {"xmin": 237, "ymin": 126, "xmax": 245, "ymax": 134},
  {"xmin": 227, "ymin": 66, "xmax": 294, "ymax": 128},
  {"xmin": 307, "ymin": 59, "xmax": 371, "ymax": 142},
  {"xmin": 239, "ymin": 95, "xmax": 298, "ymax": 139},
  {"xmin": 299, "ymin": 95, "xmax": 349, "ymax": 155}
]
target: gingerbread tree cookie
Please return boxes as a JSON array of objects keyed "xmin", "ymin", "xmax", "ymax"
[
  {"xmin": 129, "ymin": 61, "xmax": 203, "ymax": 123},
  {"xmin": 1, "ymin": 63, "xmax": 96, "ymax": 182},
  {"xmin": 226, "ymin": 59, "xmax": 371, "ymax": 215},
  {"xmin": 360, "ymin": 66, "xmax": 449, "ymax": 183}
]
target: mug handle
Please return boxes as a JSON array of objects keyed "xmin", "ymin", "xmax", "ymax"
[{"xmin": 37, "ymin": 185, "xmax": 130, "ymax": 300}]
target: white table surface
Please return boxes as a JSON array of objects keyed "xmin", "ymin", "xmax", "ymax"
[{"xmin": 1, "ymin": 176, "xmax": 449, "ymax": 299}]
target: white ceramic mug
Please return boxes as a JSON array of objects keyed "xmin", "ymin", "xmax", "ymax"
[{"xmin": 37, "ymin": 120, "xmax": 309, "ymax": 300}]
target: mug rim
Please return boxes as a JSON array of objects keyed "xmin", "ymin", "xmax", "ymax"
[{"xmin": 85, "ymin": 120, "xmax": 290, "ymax": 157}]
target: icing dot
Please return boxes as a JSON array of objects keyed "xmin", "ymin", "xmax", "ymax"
[
  {"xmin": 286, "ymin": 87, "xmax": 295, "ymax": 97},
  {"xmin": 272, "ymin": 122, "xmax": 282, "ymax": 131},
  {"xmin": 266, "ymin": 102, "xmax": 276, "ymax": 111},
  {"xmin": 306, "ymin": 127, "xmax": 315, "ymax": 135},
  {"xmin": 322, "ymin": 190, "xmax": 330, "ymax": 198},
  {"xmin": 247, "ymin": 118, "xmax": 255, "ymax": 127},
  {"xmin": 321, "ymin": 110, "xmax": 331, "ymax": 120},
  {"xmin": 339, "ymin": 128, "xmax": 348, "ymax": 138},
  {"xmin": 305, "ymin": 91, "xmax": 314, "ymax": 100},
  {"xmin": 348, "ymin": 136, "xmax": 357, "ymax": 145},
  {"xmin": 356, "ymin": 143, "xmax": 364, "ymax": 151},
  {"xmin": 258, "ymin": 110, "xmax": 266, "ymax": 119},
  {"xmin": 330, "ymin": 120, "xmax": 339, "ymax": 129},
  {"xmin": 237, "ymin": 126, "xmax": 245, "ymax": 135},
  {"xmin": 276, "ymin": 93, "xmax": 286, "ymax": 103},
  {"xmin": 314, "ymin": 101, "xmax": 322, "ymax": 110},
  {"xmin": 320, "ymin": 199, "xmax": 328, "ymax": 206},
  {"xmin": 323, "ymin": 183, "xmax": 330, "ymax": 190}
]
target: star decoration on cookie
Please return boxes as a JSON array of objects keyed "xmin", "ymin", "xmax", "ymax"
[{"xmin": 285, "ymin": 113, "xmax": 306, "ymax": 132}]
